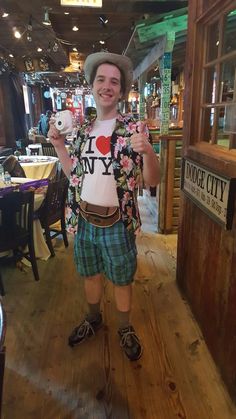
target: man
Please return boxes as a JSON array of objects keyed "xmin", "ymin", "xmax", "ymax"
[{"xmin": 48, "ymin": 52, "xmax": 160, "ymax": 361}]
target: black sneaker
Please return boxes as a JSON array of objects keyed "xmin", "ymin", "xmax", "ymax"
[
  {"xmin": 68, "ymin": 314, "xmax": 103, "ymax": 347},
  {"xmin": 118, "ymin": 325, "xmax": 143, "ymax": 361}
]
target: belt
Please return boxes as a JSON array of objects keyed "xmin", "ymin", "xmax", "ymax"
[{"xmin": 79, "ymin": 200, "xmax": 120, "ymax": 228}]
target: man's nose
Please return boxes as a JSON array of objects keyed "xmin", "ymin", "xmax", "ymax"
[{"xmin": 102, "ymin": 80, "xmax": 111, "ymax": 90}]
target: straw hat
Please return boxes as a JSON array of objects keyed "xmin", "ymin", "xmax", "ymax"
[{"xmin": 84, "ymin": 52, "xmax": 133, "ymax": 99}]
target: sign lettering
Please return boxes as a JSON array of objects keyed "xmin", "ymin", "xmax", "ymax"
[{"xmin": 182, "ymin": 158, "xmax": 236, "ymax": 229}]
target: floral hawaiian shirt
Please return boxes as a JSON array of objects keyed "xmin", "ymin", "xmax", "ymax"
[{"xmin": 66, "ymin": 113, "xmax": 149, "ymax": 234}]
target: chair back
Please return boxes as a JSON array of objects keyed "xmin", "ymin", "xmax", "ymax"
[
  {"xmin": 39, "ymin": 177, "xmax": 68, "ymax": 227},
  {"xmin": 30, "ymin": 147, "xmax": 40, "ymax": 156},
  {"xmin": 0, "ymin": 190, "xmax": 39, "ymax": 287},
  {"xmin": 41, "ymin": 143, "xmax": 58, "ymax": 157},
  {"xmin": 2, "ymin": 155, "xmax": 26, "ymax": 177},
  {"xmin": 0, "ymin": 191, "xmax": 34, "ymax": 250}
]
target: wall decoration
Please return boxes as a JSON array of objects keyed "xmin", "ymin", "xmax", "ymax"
[
  {"xmin": 39, "ymin": 58, "xmax": 49, "ymax": 71},
  {"xmin": 24, "ymin": 58, "xmax": 34, "ymax": 72}
]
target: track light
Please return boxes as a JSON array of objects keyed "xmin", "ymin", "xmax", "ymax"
[
  {"xmin": 99, "ymin": 14, "xmax": 108, "ymax": 25},
  {"xmin": 42, "ymin": 8, "xmax": 51, "ymax": 26},
  {"xmin": 13, "ymin": 28, "xmax": 22, "ymax": 39}
]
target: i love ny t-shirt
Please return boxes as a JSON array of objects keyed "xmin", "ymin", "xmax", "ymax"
[{"xmin": 80, "ymin": 118, "xmax": 119, "ymax": 207}]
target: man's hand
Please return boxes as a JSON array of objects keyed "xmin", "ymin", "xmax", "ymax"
[
  {"xmin": 130, "ymin": 122, "xmax": 152, "ymax": 155},
  {"xmin": 48, "ymin": 118, "xmax": 66, "ymax": 149}
]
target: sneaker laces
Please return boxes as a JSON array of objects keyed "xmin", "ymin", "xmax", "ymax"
[
  {"xmin": 119, "ymin": 327, "xmax": 140, "ymax": 348},
  {"xmin": 72, "ymin": 320, "xmax": 96, "ymax": 340}
]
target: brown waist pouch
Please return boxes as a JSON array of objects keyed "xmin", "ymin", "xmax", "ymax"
[{"xmin": 79, "ymin": 200, "xmax": 120, "ymax": 227}]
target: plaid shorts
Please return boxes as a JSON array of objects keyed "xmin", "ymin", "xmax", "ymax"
[{"xmin": 74, "ymin": 216, "xmax": 137, "ymax": 285}]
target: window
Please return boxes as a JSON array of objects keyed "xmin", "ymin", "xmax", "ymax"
[{"xmin": 200, "ymin": 8, "xmax": 236, "ymax": 149}]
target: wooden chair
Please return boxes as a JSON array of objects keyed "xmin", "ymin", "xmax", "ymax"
[
  {"xmin": 2, "ymin": 155, "xmax": 26, "ymax": 178},
  {"xmin": 30, "ymin": 147, "xmax": 40, "ymax": 156},
  {"xmin": 38, "ymin": 177, "xmax": 69, "ymax": 257},
  {"xmin": 0, "ymin": 300, "xmax": 6, "ymax": 418},
  {"xmin": 0, "ymin": 190, "xmax": 39, "ymax": 295},
  {"xmin": 41, "ymin": 143, "xmax": 58, "ymax": 158}
]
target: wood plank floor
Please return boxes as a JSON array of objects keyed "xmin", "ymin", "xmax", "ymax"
[{"xmin": 1, "ymin": 196, "xmax": 236, "ymax": 418}]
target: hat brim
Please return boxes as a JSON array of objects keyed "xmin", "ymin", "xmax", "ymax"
[{"xmin": 84, "ymin": 52, "xmax": 133, "ymax": 100}]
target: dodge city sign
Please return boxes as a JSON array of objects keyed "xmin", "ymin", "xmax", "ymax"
[{"xmin": 181, "ymin": 158, "xmax": 236, "ymax": 229}]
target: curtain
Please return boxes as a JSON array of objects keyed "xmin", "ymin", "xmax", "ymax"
[{"xmin": 9, "ymin": 73, "xmax": 27, "ymax": 140}]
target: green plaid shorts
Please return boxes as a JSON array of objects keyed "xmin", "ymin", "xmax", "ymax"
[{"xmin": 74, "ymin": 215, "xmax": 137, "ymax": 285}]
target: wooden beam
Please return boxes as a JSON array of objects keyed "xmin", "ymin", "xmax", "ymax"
[
  {"xmin": 137, "ymin": 14, "xmax": 188, "ymax": 43},
  {"xmin": 133, "ymin": 35, "xmax": 166, "ymax": 80}
]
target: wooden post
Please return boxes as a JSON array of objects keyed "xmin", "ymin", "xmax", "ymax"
[
  {"xmin": 138, "ymin": 72, "xmax": 147, "ymax": 121},
  {"xmin": 159, "ymin": 32, "xmax": 175, "ymax": 135},
  {"xmin": 158, "ymin": 33, "xmax": 175, "ymax": 232}
]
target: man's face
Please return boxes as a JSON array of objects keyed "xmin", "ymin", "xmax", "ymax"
[{"xmin": 92, "ymin": 63, "xmax": 122, "ymax": 111}]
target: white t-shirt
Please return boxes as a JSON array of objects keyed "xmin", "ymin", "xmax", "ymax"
[{"xmin": 80, "ymin": 118, "xmax": 119, "ymax": 206}]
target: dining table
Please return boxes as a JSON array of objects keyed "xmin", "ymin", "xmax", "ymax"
[{"xmin": 19, "ymin": 155, "xmax": 58, "ymax": 180}]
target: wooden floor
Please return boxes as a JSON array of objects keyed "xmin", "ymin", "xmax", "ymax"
[{"xmin": 1, "ymin": 196, "xmax": 236, "ymax": 419}]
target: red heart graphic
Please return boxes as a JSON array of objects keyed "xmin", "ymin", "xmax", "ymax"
[{"xmin": 96, "ymin": 136, "xmax": 111, "ymax": 155}]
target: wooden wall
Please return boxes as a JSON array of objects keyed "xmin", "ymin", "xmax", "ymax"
[{"xmin": 177, "ymin": 0, "xmax": 236, "ymax": 402}]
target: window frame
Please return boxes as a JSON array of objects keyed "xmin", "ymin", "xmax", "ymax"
[{"xmin": 187, "ymin": 0, "xmax": 236, "ymax": 170}]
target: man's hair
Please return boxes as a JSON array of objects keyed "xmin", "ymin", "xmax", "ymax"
[{"xmin": 90, "ymin": 61, "xmax": 126, "ymax": 97}]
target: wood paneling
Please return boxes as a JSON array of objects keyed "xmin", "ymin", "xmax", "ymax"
[
  {"xmin": 159, "ymin": 135, "xmax": 183, "ymax": 233},
  {"xmin": 177, "ymin": 0, "xmax": 236, "ymax": 402}
]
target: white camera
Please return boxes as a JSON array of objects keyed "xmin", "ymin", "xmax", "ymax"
[{"xmin": 55, "ymin": 110, "xmax": 74, "ymax": 135}]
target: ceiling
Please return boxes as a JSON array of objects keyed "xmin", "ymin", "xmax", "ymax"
[{"xmin": 0, "ymin": 0, "xmax": 188, "ymax": 87}]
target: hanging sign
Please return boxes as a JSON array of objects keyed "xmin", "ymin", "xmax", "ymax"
[
  {"xmin": 181, "ymin": 158, "xmax": 236, "ymax": 229},
  {"xmin": 60, "ymin": 0, "xmax": 102, "ymax": 6}
]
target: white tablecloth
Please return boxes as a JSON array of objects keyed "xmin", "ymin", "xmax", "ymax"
[{"xmin": 19, "ymin": 156, "xmax": 58, "ymax": 180}]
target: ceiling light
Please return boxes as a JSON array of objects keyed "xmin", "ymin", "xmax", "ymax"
[
  {"xmin": 9, "ymin": 54, "xmax": 14, "ymax": 58},
  {"xmin": 42, "ymin": 8, "xmax": 51, "ymax": 26},
  {"xmin": 37, "ymin": 47, "xmax": 42, "ymax": 52},
  {"xmin": 64, "ymin": 12, "xmax": 70, "ymax": 15},
  {"xmin": 72, "ymin": 25, "xmax": 79, "ymax": 31},
  {"xmin": 99, "ymin": 14, "xmax": 108, "ymax": 25},
  {"xmin": 99, "ymin": 40, "xmax": 105, "ymax": 45},
  {"xmin": 14, "ymin": 29, "xmax": 22, "ymax": 39},
  {"xmin": 2, "ymin": 12, "xmax": 9, "ymax": 18}
]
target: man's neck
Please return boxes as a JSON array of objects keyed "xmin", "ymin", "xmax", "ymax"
[{"xmin": 96, "ymin": 108, "xmax": 118, "ymax": 121}]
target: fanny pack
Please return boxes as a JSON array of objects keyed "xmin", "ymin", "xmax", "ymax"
[{"xmin": 79, "ymin": 200, "xmax": 120, "ymax": 227}]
